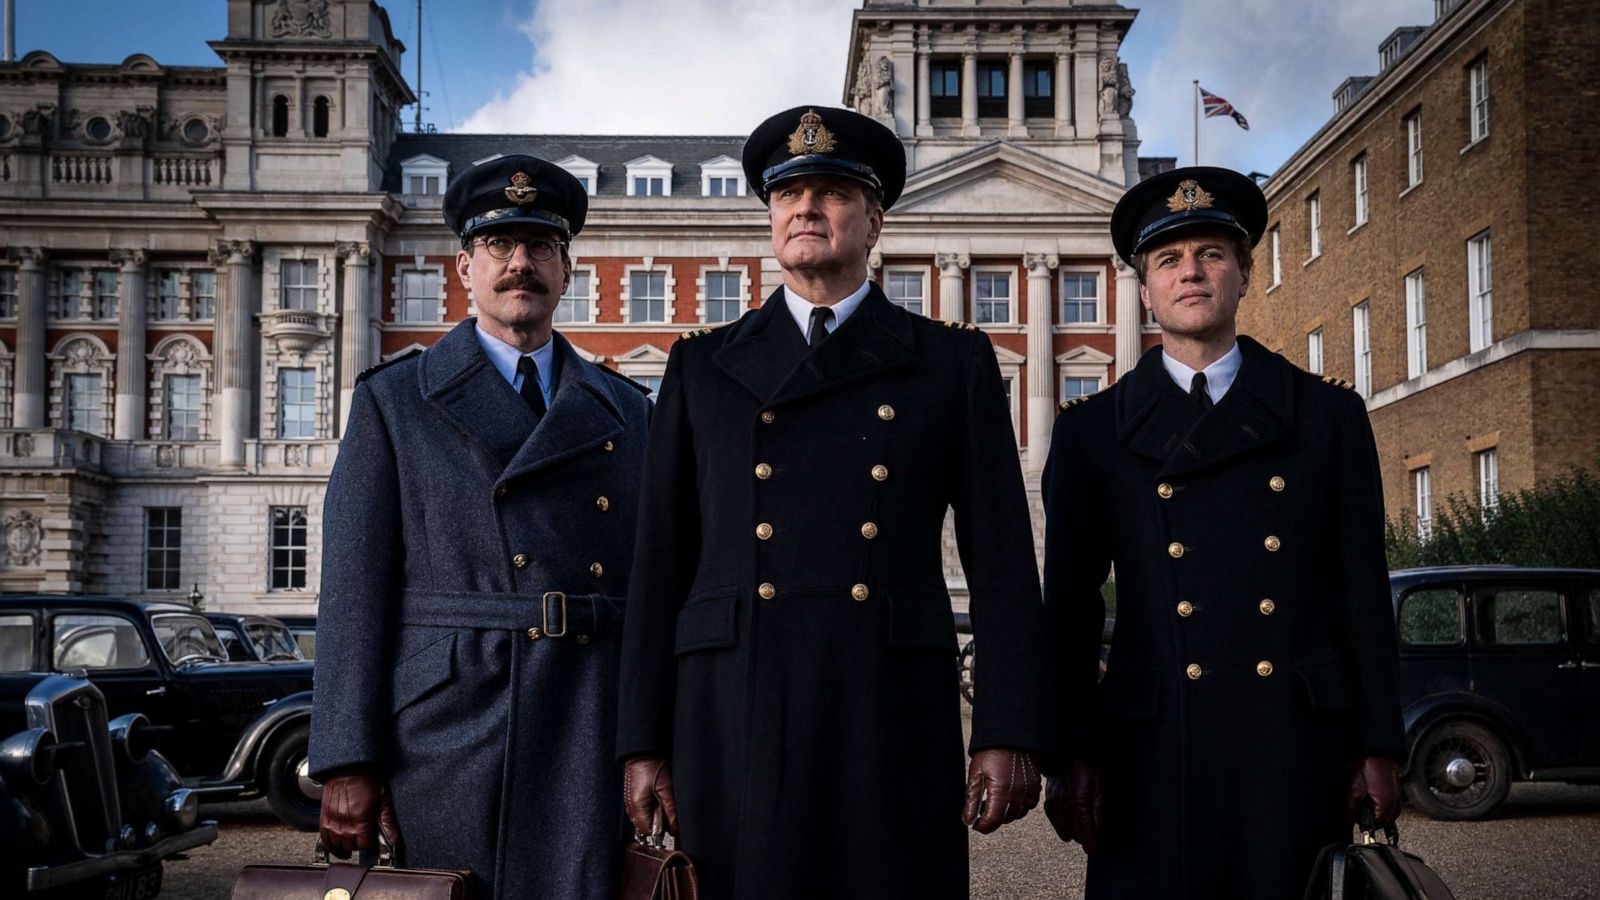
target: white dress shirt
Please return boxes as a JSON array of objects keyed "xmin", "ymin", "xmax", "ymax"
[
  {"xmin": 783, "ymin": 279, "xmax": 871, "ymax": 341},
  {"xmin": 1161, "ymin": 341, "xmax": 1242, "ymax": 405},
  {"xmin": 475, "ymin": 321, "xmax": 555, "ymax": 408}
]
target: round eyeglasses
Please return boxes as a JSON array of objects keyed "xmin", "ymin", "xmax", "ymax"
[{"xmin": 474, "ymin": 235, "xmax": 565, "ymax": 261}]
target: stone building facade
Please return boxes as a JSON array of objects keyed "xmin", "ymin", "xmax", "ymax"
[
  {"xmin": 1238, "ymin": 0, "xmax": 1600, "ymax": 533},
  {"xmin": 0, "ymin": 0, "xmax": 1165, "ymax": 610}
]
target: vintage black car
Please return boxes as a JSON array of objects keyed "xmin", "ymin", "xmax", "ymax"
[
  {"xmin": 204, "ymin": 613, "xmax": 305, "ymax": 663},
  {"xmin": 272, "ymin": 614, "xmax": 318, "ymax": 660},
  {"xmin": 1, "ymin": 672, "xmax": 217, "ymax": 897},
  {"xmin": 1393, "ymin": 565, "xmax": 1600, "ymax": 819},
  {"xmin": 0, "ymin": 596, "xmax": 320, "ymax": 831}
]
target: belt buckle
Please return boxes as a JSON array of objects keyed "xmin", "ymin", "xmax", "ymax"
[{"xmin": 542, "ymin": 591, "xmax": 568, "ymax": 639}]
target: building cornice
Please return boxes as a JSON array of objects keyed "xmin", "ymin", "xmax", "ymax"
[{"xmin": 1367, "ymin": 329, "xmax": 1600, "ymax": 412}]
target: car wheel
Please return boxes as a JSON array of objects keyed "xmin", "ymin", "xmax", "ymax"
[
  {"xmin": 262, "ymin": 720, "xmax": 321, "ymax": 832},
  {"xmin": 958, "ymin": 639, "xmax": 975, "ymax": 706},
  {"xmin": 1404, "ymin": 719, "xmax": 1513, "ymax": 821}
]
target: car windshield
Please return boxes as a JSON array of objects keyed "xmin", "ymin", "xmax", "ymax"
[
  {"xmin": 245, "ymin": 622, "xmax": 304, "ymax": 660},
  {"xmin": 149, "ymin": 613, "xmax": 228, "ymax": 665}
]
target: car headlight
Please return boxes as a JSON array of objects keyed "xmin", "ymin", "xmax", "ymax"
[
  {"xmin": 164, "ymin": 787, "xmax": 199, "ymax": 831},
  {"xmin": 0, "ymin": 727, "xmax": 60, "ymax": 786},
  {"xmin": 108, "ymin": 713, "xmax": 153, "ymax": 766}
]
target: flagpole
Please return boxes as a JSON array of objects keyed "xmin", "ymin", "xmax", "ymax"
[{"xmin": 1193, "ymin": 80, "xmax": 1199, "ymax": 166}]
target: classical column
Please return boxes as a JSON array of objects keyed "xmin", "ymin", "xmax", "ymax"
[
  {"xmin": 337, "ymin": 241, "xmax": 372, "ymax": 435},
  {"xmin": 112, "ymin": 249, "xmax": 148, "ymax": 440},
  {"xmin": 936, "ymin": 253, "xmax": 968, "ymax": 322},
  {"xmin": 1054, "ymin": 51, "xmax": 1073, "ymax": 137},
  {"xmin": 11, "ymin": 248, "xmax": 46, "ymax": 428},
  {"xmin": 915, "ymin": 43, "xmax": 932, "ymax": 137},
  {"xmin": 1114, "ymin": 258, "xmax": 1142, "ymax": 380},
  {"xmin": 1025, "ymin": 253, "xmax": 1058, "ymax": 474},
  {"xmin": 1073, "ymin": 28, "xmax": 1099, "ymax": 139},
  {"xmin": 1008, "ymin": 51, "xmax": 1026, "ymax": 136},
  {"xmin": 960, "ymin": 52, "xmax": 979, "ymax": 136},
  {"xmin": 214, "ymin": 240, "xmax": 258, "ymax": 468}
]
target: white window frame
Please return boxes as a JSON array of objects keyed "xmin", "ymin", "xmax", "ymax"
[
  {"xmin": 54, "ymin": 267, "xmax": 85, "ymax": 320},
  {"xmin": 554, "ymin": 155, "xmax": 599, "ymax": 197},
  {"xmin": 154, "ymin": 269, "xmax": 183, "ymax": 320},
  {"xmin": 92, "ymin": 269, "xmax": 118, "ymax": 320},
  {"xmin": 993, "ymin": 345, "xmax": 1025, "ymax": 439},
  {"xmin": 192, "ymin": 269, "xmax": 216, "ymax": 321},
  {"xmin": 556, "ymin": 263, "xmax": 598, "ymax": 325},
  {"xmin": 400, "ymin": 153, "xmax": 449, "ymax": 196},
  {"xmin": 1055, "ymin": 345, "xmax": 1115, "ymax": 409},
  {"xmin": 268, "ymin": 505, "xmax": 309, "ymax": 592},
  {"xmin": 1468, "ymin": 57, "xmax": 1489, "ymax": 143},
  {"xmin": 1058, "ymin": 267, "xmax": 1103, "ymax": 327},
  {"xmin": 146, "ymin": 334, "xmax": 212, "ymax": 442},
  {"xmin": 1353, "ymin": 301, "xmax": 1372, "ymax": 398},
  {"xmin": 276, "ymin": 367, "xmax": 317, "ymax": 439},
  {"xmin": 698, "ymin": 264, "xmax": 748, "ymax": 324},
  {"xmin": 699, "ymin": 155, "xmax": 745, "ymax": 197},
  {"xmin": 1352, "ymin": 154, "xmax": 1369, "ymax": 227},
  {"xmin": 883, "ymin": 265, "xmax": 929, "ymax": 317},
  {"xmin": 1269, "ymin": 226, "xmax": 1282, "ymax": 287},
  {"xmin": 625, "ymin": 155, "xmax": 674, "ymax": 197},
  {"xmin": 1306, "ymin": 191, "xmax": 1321, "ymax": 260},
  {"xmin": 48, "ymin": 334, "xmax": 115, "ymax": 437},
  {"xmin": 144, "ymin": 507, "xmax": 183, "ymax": 592},
  {"xmin": 1061, "ymin": 374, "xmax": 1101, "ymax": 403},
  {"xmin": 279, "ymin": 259, "xmax": 320, "ymax": 312},
  {"xmin": 622, "ymin": 263, "xmax": 675, "ymax": 324},
  {"xmin": 1406, "ymin": 110, "xmax": 1424, "ymax": 188},
  {"xmin": 1405, "ymin": 267, "xmax": 1427, "ymax": 379},
  {"xmin": 1468, "ymin": 230, "xmax": 1493, "ymax": 352},
  {"xmin": 66, "ymin": 372, "xmax": 104, "ymax": 434},
  {"xmin": 164, "ymin": 373, "xmax": 203, "ymax": 441},
  {"xmin": 970, "ymin": 266, "xmax": 1016, "ymax": 325},
  {"xmin": 615, "ymin": 344, "xmax": 670, "ymax": 399},
  {"xmin": 1307, "ymin": 327, "xmax": 1324, "ymax": 375},
  {"xmin": 390, "ymin": 258, "xmax": 448, "ymax": 324},
  {"xmin": 1414, "ymin": 467, "xmax": 1433, "ymax": 540},
  {"xmin": 1477, "ymin": 448, "xmax": 1499, "ymax": 516}
]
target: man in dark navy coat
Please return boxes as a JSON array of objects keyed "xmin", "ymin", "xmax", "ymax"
[
  {"xmin": 615, "ymin": 106, "xmax": 1049, "ymax": 900},
  {"xmin": 1041, "ymin": 166, "xmax": 1404, "ymax": 898},
  {"xmin": 309, "ymin": 156, "xmax": 652, "ymax": 900}
]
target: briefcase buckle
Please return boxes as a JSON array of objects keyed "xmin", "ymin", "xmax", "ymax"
[{"xmin": 542, "ymin": 591, "xmax": 569, "ymax": 639}]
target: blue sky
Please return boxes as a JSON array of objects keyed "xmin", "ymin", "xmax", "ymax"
[{"xmin": 18, "ymin": 0, "xmax": 1435, "ymax": 177}]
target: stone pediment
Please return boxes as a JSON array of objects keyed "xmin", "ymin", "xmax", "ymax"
[{"xmin": 894, "ymin": 143, "xmax": 1124, "ymax": 217}]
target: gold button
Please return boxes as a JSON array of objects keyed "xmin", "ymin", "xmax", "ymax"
[
  {"xmin": 1168, "ymin": 542, "xmax": 1185, "ymax": 559},
  {"xmin": 877, "ymin": 404, "xmax": 895, "ymax": 421},
  {"xmin": 1269, "ymin": 475, "xmax": 1286, "ymax": 492},
  {"xmin": 495, "ymin": 483, "xmax": 508, "ymax": 498},
  {"xmin": 525, "ymin": 627, "xmax": 542, "ymax": 641},
  {"xmin": 596, "ymin": 496, "xmax": 610, "ymax": 512},
  {"xmin": 1176, "ymin": 601, "xmax": 1193, "ymax": 617},
  {"xmin": 860, "ymin": 522, "xmax": 878, "ymax": 539},
  {"xmin": 758, "ymin": 582, "xmax": 776, "ymax": 600},
  {"xmin": 590, "ymin": 562, "xmax": 604, "ymax": 577},
  {"xmin": 1259, "ymin": 598, "xmax": 1276, "ymax": 616},
  {"xmin": 755, "ymin": 463, "xmax": 773, "ymax": 480},
  {"xmin": 1264, "ymin": 535, "xmax": 1281, "ymax": 552},
  {"xmin": 756, "ymin": 523, "xmax": 773, "ymax": 540},
  {"xmin": 871, "ymin": 464, "xmax": 888, "ymax": 481},
  {"xmin": 1157, "ymin": 483, "xmax": 1174, "ymax": 499},
  {"xmin": 327, "ymin": 889, "xmax": 352, "ymax": 900},
  {"xmin": 1256, "ymin": 660, "xmax": 1274, "ymax": 677},
  {"xmin": 1186, "ymin": 663, "xmax": 1202, "ymax": 680},
  {"xmin": 760, "ymin": 410, "xmax": 776, "ymax": 424},
  {"xmin": 603, "ymin": 441, "xmax": 614, "ymax": 452},
  {"xmin": 851, "ymin": 584, "xmax": 870, "ymax": 602},
  {"xmin": 512, "ymin": 553, "xmax": 529, "ymax": 569}
]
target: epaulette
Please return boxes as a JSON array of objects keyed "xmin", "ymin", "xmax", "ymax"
[
  {"xmin": 1059, "ymin": 396, "xmax": 1089, "ymax": 412},
  {"xmin": 601, "ymin": 366, "xmax": 654, "ymax": 396},
  {"xmin": 1320, "ymin": 374, "xmax": 1356, "ymax": 390},
  {"xmin": 678, "ymin": 328, "xmax": 713, "ymax": 341},
  {"xmin": 356, "ymin": 348, "xmax": 422, "ymax": 383},
  {"xmin": 943, "ymin": 320, "xmax": 978, "ymax": 331}
]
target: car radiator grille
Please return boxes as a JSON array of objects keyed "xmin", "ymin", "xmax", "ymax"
[{"xmin": 45, "ymin": 683, "xmax": 122, "ymax": 854}]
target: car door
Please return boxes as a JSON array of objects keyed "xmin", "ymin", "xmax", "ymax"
[
  {"xmin": 1394, "ymin": 581, "xmax": 1471, "ymax": 711},
  {"xmin": 1577, "ymin": 581, "xmax": 1600, "ymax": 764},
  {"xmin": 1469, "ymin": 582, "xmax": 1579, "ymax": 770},
  {"xmin": 46, "ymin": 609, "xmax": 178, "ymax": 751}
]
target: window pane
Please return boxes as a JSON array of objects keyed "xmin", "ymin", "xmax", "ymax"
[
  {"xmin": 281, "ymin": 260, "xmax": 317, "ymax": 311},
  {"xmin": 1477, "ymin": 589, "xmax": 1562, "ymax": 645},
  {"xmin": 1063, "ymin": 377, "xmax": 1099, "ymax": 401},
  {"xmin": 94, "ymin": 270, "xmax": 118, "ymax": 319},
  {"xmin": 53, "ymin": 614, "xmax": 150, "ymax": 670},
  {"xmin": 193, "ymin": 270, "xmax": 216, "ymax": 320},
  {"xmin": 1400, "ymin": 589, "xmax": 1463, "ymax": 645},
  {"xmin": 269, "ymin": 506, "xmax": 309, "ymax": 591},
  {"xmin": 975, "ymin": 272, "xmax": 1010, "ymax": 323},
  {"xmin": 0, "ymin": 268, "xmax": 17, "ymax": 318},
  {"xmin": 278, "ymin": 368, "xmax": 316, "ymax": 439},
  {"xmin": 630, "ymin": 271, "xmax": 667, "ymax": 322},
  {"xmin": 0, "ymin": 614, "xmax": 34, "ymax": 672},
  {"xmin": 886, "ymin": 272, "xmax": 924, "ymax": 315},
  {"xmin": 1061, "ymin": 273, "xmax": 1098, "ymax": 323},
  {"xmin": 705, "ymin": 271, "xmax": 742, "ymax": 323},
  {"xmin": 165, "ymin": 374, "xmax": 202, "ymax": 440},
  {"xmin": 556, "ymin": 270, "xmax": 591, "ymax": 323},
  {"xmin": 67, "ymin": 374, "xmax": 103, "ymax": 435}
]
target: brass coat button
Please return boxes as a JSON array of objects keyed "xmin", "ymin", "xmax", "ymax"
[
  {"xmin": 1269, "ymin": 475, "xmax": 1286, "ymax": 492},
  {"xmin": 1176, "ymin": 601, "xmax": 1194, "ymax": 617},
  {"xmin": 590, "ymin": 562, "xmax": 604, "ymax": 577},
  {"xmin": 512, "ymin": 553, "xmax": 529, "ymax": 569},
  {"xmin": 1256, "ymin": 660, "xmax": 1274, "ymax": 677},
  {"xmin": 877, "ymin": 404, "xmax": 895, "ymax": 421},
  {"xmin": 596, "ymin": 496, "xmax": 610, "ymax": 512},
  {"xmin": 851, "ymin": 584, "xmax": 870, "ymax": 601},
  {"xmin": 327, "ymin": 888, "xmax": 352, "ymax": 900},
  {"xmin": 526, "ymin": 627, "xmax": 542, "ymax": 641},
  {"xmin": 1264, "ymin": 535, "xmax": 1281, "ymax": 552},
  {"xmin": 756, "ymin": 523, "xmax": 774, "ymax": 540},
  {"xmin": 1157, "ymin": 483, "xmax": 1174, "ymax": 499},
  {"xmin": 758, "ymin": 582, "xmax": 776, "ymax": 600},
  {"xmin": 871, "ymin": 465, "xmax": 889, "ymax": 481},
  {"xmin": 755, "ymin": 463, "xmax": 773, "ymax": 480},
  {"xmin": 603, "ymin": 440, "xmax": 615, "ymax": 452},
  {"xmin": 495, "ymin": 483, "xmax": 508, "ymax": 498},
  {"xmin": 1259, "ymin": 598, "xmax": 1276, "ymax": 616},
  {"xmin": 760, "ymin": 410, "xmax": 776, "ymax": 424},
  {"xmin": 1168, "ymin": 542, "xmax": 1185, "ymax": 559},
  {"xmin": 1186, "ymin": 663, "xmax": 1202, "ymax": 680},
  {"xmin": 860, "ymin": 522, "xmax": 879, "ymax": 539}
]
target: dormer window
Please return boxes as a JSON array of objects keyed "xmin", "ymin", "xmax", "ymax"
[
  {"xmin": 401, "ymin": 154, "xmax": 449, "ymax": 196},
  {"xmin": 555, "ymin": 155, "xmax": 600, "ymax": 196},
  {"xmin": 625, "ymin": 156, "xmax": 673, "ymax": 197},
  {"xmin": 699, "ymin": 156, "xmax": 745, "ymax": 197}
]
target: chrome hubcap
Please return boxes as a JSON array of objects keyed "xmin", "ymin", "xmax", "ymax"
[
  {"xmin": 296, "ymin": 757, "xmax": 324, "ymax": 801},
  {"xmin": 1443, "ymin": 757, "xmax": 1477, "ymax": 788}
]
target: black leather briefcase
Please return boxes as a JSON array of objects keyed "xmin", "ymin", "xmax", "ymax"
[{"xmin": 1303, "ymin": 808, "xmax": 1456, "ymax": 900}]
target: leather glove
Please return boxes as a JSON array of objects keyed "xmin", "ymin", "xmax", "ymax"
[
  {"xmin": 623, "ymin": 756, "xmax": 679, "ymax": 837},
  {"xmin": 962, "ymin": 748, "xmax": 1041, "ymax": 834},
  {"xmin": 1347, "ymin": 755, "xmax": 1402, "ymax": 827},
  {"xmin": 319, "ymin": 768, "xmax": 403, "ymax": 858},
  {"xmin": 1043, "ymin": 759, "xmax": 1103, "ymax": 854}
]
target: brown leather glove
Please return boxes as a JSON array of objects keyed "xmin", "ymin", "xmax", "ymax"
[
  {"xmin": 1043, "ymin": 759, "xmax": 1104, "ymax": 854},
  {"xmin": 319, "ymin": 767, "xmax": 403, "ymax": 858},
  {"xmin": 1347, "ymin": 755, "xmax": 1402, "ymax": 827},
  {"xmin": 961, "ymin": 748, "xmax": 1041, "ymax": 834},
  {"xmin": 623, "ymin": 756, "xmax": 679, "ymax": 836}
]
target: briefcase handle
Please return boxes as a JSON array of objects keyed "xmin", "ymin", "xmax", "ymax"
[
  {"xmin": 1355, "ymin": 799, "xmax": 1399, "ymax": 848},
  {"xmin": 313, "ymin": 834, "xmax": 400, "ymax": 868}
]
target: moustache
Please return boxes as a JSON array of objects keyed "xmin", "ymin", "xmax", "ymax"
[{"xmin": 494, "ymin": 273, "xmax": 551, "ymax": 294}]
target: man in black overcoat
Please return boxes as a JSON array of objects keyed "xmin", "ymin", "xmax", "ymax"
[
  {"xmin": 1041, "ymin": 166, "xmax": 1405, "ymax": 898},
  {"xmin": 615, "ymin": 106, "xmax": 1050, "ymax": 900},
  {"xmin": 309, "ymin": 156, "xmax": 652, "ymax": 899}
]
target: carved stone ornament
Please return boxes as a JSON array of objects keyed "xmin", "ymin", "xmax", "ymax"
[
  {"xmin": 936, "ymin": 252, "xmax": 970, "ymax": 272},
  {"xmin": 156, "ymin": 444, "xmax": 176, "ymax": 468},
  {"xmin": 110, "ymin": 248, "xmax": 149, "ymax": 269},
  {"xmin": 270, "ymin": 0, "xmax": 333, "ymax": 38},
  {"xmin": 165, "ymin": 340, "xmax": 199, "ymax": 369},
  {"xmin": 13, "ymin": 433, "xmax": 34, "ymax": 457},
  {"xmin": 1024, "ymin": 253, "xmax": 1060, "ymax": 272},
  {"xmin": 285, "ymin": 444, "xmax": 306, "ymax": 467},
  {"xmin": 335, "ymin": 241, "xmax": 371, "ymax": 262},
  {"xmin": 63, "ymin": 338, "xmax": 99, "ymax": 366},
  {"xmin": 4, "ymin": 510, "xmax": 43, "ymax": 568}
]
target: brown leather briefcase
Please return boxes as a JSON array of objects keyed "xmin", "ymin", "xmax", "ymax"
[
  {"xmin": 230, "ymin": 844, "xmax": 470, "ymax": 900},
  {"xmin": 619, "ymin": 831, "xmax": 698, "ymax": 900}
]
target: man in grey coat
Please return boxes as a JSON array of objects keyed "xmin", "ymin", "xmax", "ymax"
[{"xmin": 309, "ymin": 155, "xmax": 652, "ymax": 899}]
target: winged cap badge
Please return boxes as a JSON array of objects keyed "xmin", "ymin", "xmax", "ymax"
[
  {"xmin": 504, "ymin": 171, "xmax": 538, "ymax": 206},
  {"xmin": 786, "ymin": 109, "xmax": 837, "ymax": 156},
  {"xmin": 1166, "ymin": 179, "xmax": 1215, "ymax": 212}
]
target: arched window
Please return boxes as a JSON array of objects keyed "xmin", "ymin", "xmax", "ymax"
[
  {"xmin": 312, "ymin": 96, "xmax": 330, "ymax": 138},
  {"xmin": 271, "ymin": 95, "xmax": 289, "ymax": 137}
]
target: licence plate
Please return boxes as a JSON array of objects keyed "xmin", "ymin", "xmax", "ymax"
[{"xmin": 104, "ymin": 864, "xmax": 162, "ymax": 900}]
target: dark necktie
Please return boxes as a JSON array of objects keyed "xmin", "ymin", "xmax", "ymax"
[
  {"xmin": 1190, "ymin": 372, "xmax": 1214, "ymax": 411},
  {"xmin": 807, "ymin": 306, "xmax": 835, "ymax": 349},
  {"xmin": 517, "ymin": 355, "xmax": 546, "ymax": 417}
]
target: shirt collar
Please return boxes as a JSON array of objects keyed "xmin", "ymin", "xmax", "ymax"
[
  {"xmin": 782, "ymin": 279, "xmax": 871, "ymax": 340},
  {"xmin": 474, "ymin": 321, "xmax": 556, "ymax": 403},
  {"xmin": 1161, "ymin": 341, "xmax": 1242, "ymax": 404}
]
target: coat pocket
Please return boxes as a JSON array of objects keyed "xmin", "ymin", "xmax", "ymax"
[
  {"xmin": 1295, "ymin": 655, "xmax": 1355, "ymax": 709},
  {"xmin": 674, "ymin": 593, "xmax": 738, "ymax": 655},
  {"xmin": 1098, "ymin": 667, "xmax": 1162, "ymax": 719},
  {"xmin": 390, "ymin": 633, "xmax": 457, "ymax": 714},
  {"xmin": 887, "ymin": 587, "xmax": 958, "ymax": 651}
]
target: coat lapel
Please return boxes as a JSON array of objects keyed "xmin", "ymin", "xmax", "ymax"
[
  {"xmin": 1156, "ymin": 336, "xmax": 1296, "ymax": 479},
  {"xmin": 1116, "ymin": 345, "xmax": 1193, "ymax": 464},
  {"xmin": 764, "ymin": 285, "xmax": 917, "ymax": 408},
  {"xmin": 418, "ymin": 319, "xmax": 539, "ymax": 466},
  {"xmin": 500, "ymin": 332, "xmax": 626, "ymax": 482},
  {"xmin": 711, "ymin": 286, "xmax": 810, "ymax": 404}
]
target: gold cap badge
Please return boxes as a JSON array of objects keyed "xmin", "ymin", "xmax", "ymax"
[
  {"xmin": 504, "ymin": 171, "xmax": 538, "ymax": 206},
  {"xmin": 786, "ymin": 109, "xmax": 837, "ymax": 156},
  {"xmin": 1166, "ymin": 179, "xmax": 1214, "ymax": 212}
]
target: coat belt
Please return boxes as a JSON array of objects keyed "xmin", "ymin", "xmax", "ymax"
[{"xmin": 398, "ymin": 588, "xmax": 625, "ymax": 638}]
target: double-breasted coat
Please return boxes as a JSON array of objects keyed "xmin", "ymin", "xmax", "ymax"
[
  {"xmin": 1042, "ymin": 336, "xmax": 1404, "ymax": 899},
  {"xmin": 309, "ymin": 319, "xmax": 652, "ymax": 900},
  {"xmin": 616, "ymin": 285, "xmax": 1052, "ymax": 900}
]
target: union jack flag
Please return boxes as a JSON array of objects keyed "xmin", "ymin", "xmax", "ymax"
[{"xmin": 1199, "ymin": 86, "xmax": 1250, "ymax": 130}]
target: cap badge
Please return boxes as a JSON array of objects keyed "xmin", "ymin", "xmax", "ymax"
[
  {"xmin": 1166, "ymin": 179, "xmax": 1215, "ymax": 212},
  {"xmin": 786, "ymin": 109, "xmax": 837, "ymax": 156},
  {"xmin": 504, "ymin": 171, "xmax": 538, "ymax": 206}
]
